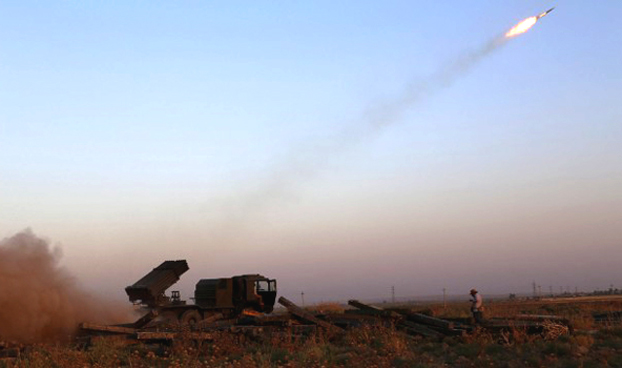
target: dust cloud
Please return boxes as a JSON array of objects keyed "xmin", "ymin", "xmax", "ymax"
[{"xmin": 0, "ymin": 229, "xmax": 133, "ymax": 343}]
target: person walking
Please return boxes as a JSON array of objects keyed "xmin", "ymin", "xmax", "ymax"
[{"xmin": 469, "ymin": 288, "xmax": 484, "ymax": 324}]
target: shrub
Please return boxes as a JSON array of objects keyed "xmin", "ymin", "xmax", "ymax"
[
  {"xmin": 572, "ymin": 333, "xmax": 594, "ymax": 349},
  {"xmin": 542, "ymin": 341, "xmax": 572, "ymax": 357},
  {"xmin": 484, "ymin": 343, "xmax": 506, "ymax": 356},
  {"xmin": 599, "ymin": 327, "xmax": 622, "ymax": 338},
  {"xmin": 595, "ymin": 336, "xmax": 622, "ymax": 350},
  {"xmin": 454, "ymin": 343, "xmax": 480, "ymax": 359},
  {"xmin": 269, "ymin": 347, "xmax": 290, "ymax": 365},
  {"xmin": 609, "ymin": 354, "xmax": 622, "ymax": 368}
]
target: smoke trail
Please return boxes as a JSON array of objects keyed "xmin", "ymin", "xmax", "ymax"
[
  {"xmin": 207, "ymin": 35, "xmax": 509, "ymax": 231},
  {"xmin": 0, "ymin": 229, "xmax": 132, "ymax": 343},
  {"xmin": 366, "ymin": 35, "xmax": 507, "ymax": 130}
]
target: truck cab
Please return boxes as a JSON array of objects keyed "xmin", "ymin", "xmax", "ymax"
[{"xmin": 195, "ymin": 274, "xmax": 277, "ymax": 314}]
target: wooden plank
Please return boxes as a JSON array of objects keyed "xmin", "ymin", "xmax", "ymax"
[
  {"xmin": 348, "ymin": 300, "xmax": 383, "ymax": 311},
  {"xmin": 345, "ymin": 309, "xmax": 405, "ymax": 321},
  {"xmin": 196, "ymin": 313, "xmax": 225, "ymax": 329},
  {"xmin": 344, "ymin": 310, "xmax": 385, "ymax": 317},
  {"xmin": 135, "ymin": 331, "xmax": 213, "ymax": 341},
  {"xmin": 513, "ymin": 314, "xmax": 569, "ymax": 323},
  {"xmin": 132, "ymin": 310, "xmax": 159, "ymax": 329},
  {"xmin": 199, "ymin": 319, "xmax": 237, "ymax": 330},
  {"xmin": 399, "ymin": 321, "xmax": 444, "ymax": 338},
  {"xmin": 278, "ymin": 297, "xmax": 343, "ymax": 333},
  {"xmin": 348, "ymin": 300, "xmax": 402, "ymax": 319},
  {"xmin": 348, "ymin": 300, "xmax": 460, "ymax": 335},
  {"xmin": 347, "ymin": 300, "xmax": 461, "ymax": 336},
  {"xmin": 252, "ymin": 314, "xmax": 293, "ymax": 326},
  {"xmin": 483, "ymin": 319, "xmax": 543, "ymax": 328},
  {"xmin": 384, "ymin": 307, "xmax": 455, "ymax": 330},
  {"xmin": 326, "ymin": 313, "xmax": 388, "ymax": 329},
  {"xmin": 80, "ymin": 322, "xmax": 136, "ymax": 334},
  {"xmin": 427, "ymin": 325, "xmax": 467, "ymax": 337},
  {"xmin": 404, "ymin": 313, "xmax": 455, "ymax": 330}
]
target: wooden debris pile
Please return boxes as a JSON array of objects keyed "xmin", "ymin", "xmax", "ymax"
[
  {"xmin": 79, "ymin": 298, "xmax": 322, "ymax": 343},
  {"xmin": 79, "ymin": 297, "xmax": 574, "ymax": 343},
  {"xmin": 484, "ymin": 314, "xmax": 573, "ymax": 335},
  {"xmin": 340, "ymin": 300, "xmax": 471, "ymax": 338}
]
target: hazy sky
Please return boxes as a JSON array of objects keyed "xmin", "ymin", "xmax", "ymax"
[{"xmin": 2, "ymin": 1, "xmax": 621, "ymax": 304}]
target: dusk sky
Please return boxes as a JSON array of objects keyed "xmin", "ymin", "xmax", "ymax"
[{"xmin": 2, "ymin": 1, "xmax": 621, "ymax": 303}]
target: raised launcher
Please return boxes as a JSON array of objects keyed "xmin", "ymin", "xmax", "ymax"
[
  {"xmin": 125, "ymin": 260, "xmax": 277, "ymax": 325},
  {"xmin": 125, "ymin": 260, "xmax": 189, "ymax": 308}
]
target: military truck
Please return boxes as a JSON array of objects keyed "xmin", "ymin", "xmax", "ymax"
[{"xmin": 125, "ymin": 260, "xmax": 277, "ymax": 324}]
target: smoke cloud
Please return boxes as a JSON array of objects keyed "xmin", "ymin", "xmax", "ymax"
[{"xmin": 0, "ymin": 229, "xmax": 132, "ymax": 343}]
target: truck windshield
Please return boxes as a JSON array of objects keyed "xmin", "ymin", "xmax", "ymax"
[{"xmin": 256, "ymin": 280, "xmax": 272, "ymax": 292}]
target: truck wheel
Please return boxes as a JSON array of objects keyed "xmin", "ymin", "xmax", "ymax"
[
  {"xmin": 180, "ymin": 310, "xmax": 202, "ymax": 326},
  {"xmin": 159, "ymin": 311, "xmax": 180, "ymax": 325}
]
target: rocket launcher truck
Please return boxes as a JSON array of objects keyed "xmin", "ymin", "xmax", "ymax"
[{"xmin": 125, "ymin": 260, "xmax": 277, "ymax": 325}]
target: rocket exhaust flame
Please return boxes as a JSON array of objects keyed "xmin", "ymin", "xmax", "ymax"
[
  {"xmin": 505, "ymin": 16, "xmax": 538, "ymax": 37},
  {"xmin": 505, "ymin": 7, "xmax": 554, "ymax": 38}
]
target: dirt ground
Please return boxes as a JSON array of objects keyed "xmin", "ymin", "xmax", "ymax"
[{"xmin": 2, "ymin": 295, "xmax": 622, "ymax": 367}]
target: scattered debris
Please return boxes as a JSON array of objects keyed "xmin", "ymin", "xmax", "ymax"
[
  {"xmin": 346, "ymin": 300, "xmax": 469, "ymax": 338},
  {"xmin": 278, "ymin": 297, "xmax": 343, "ymax": 334},
  {"xmin": 79, "ymin": 323, "xmax": 137, "ymax": 335},
  {"xmin": 541, "ymin": 320, "xmax": 570, "ymax": 340},
  {"xmin": 76, "ymin": 259, "xmax": 574, "ymax": 345}
]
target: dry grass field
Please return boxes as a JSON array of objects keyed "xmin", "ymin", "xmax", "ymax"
[{"xmin": 2, "ymin": 296, "xmax": 622, "ymax": 368}]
